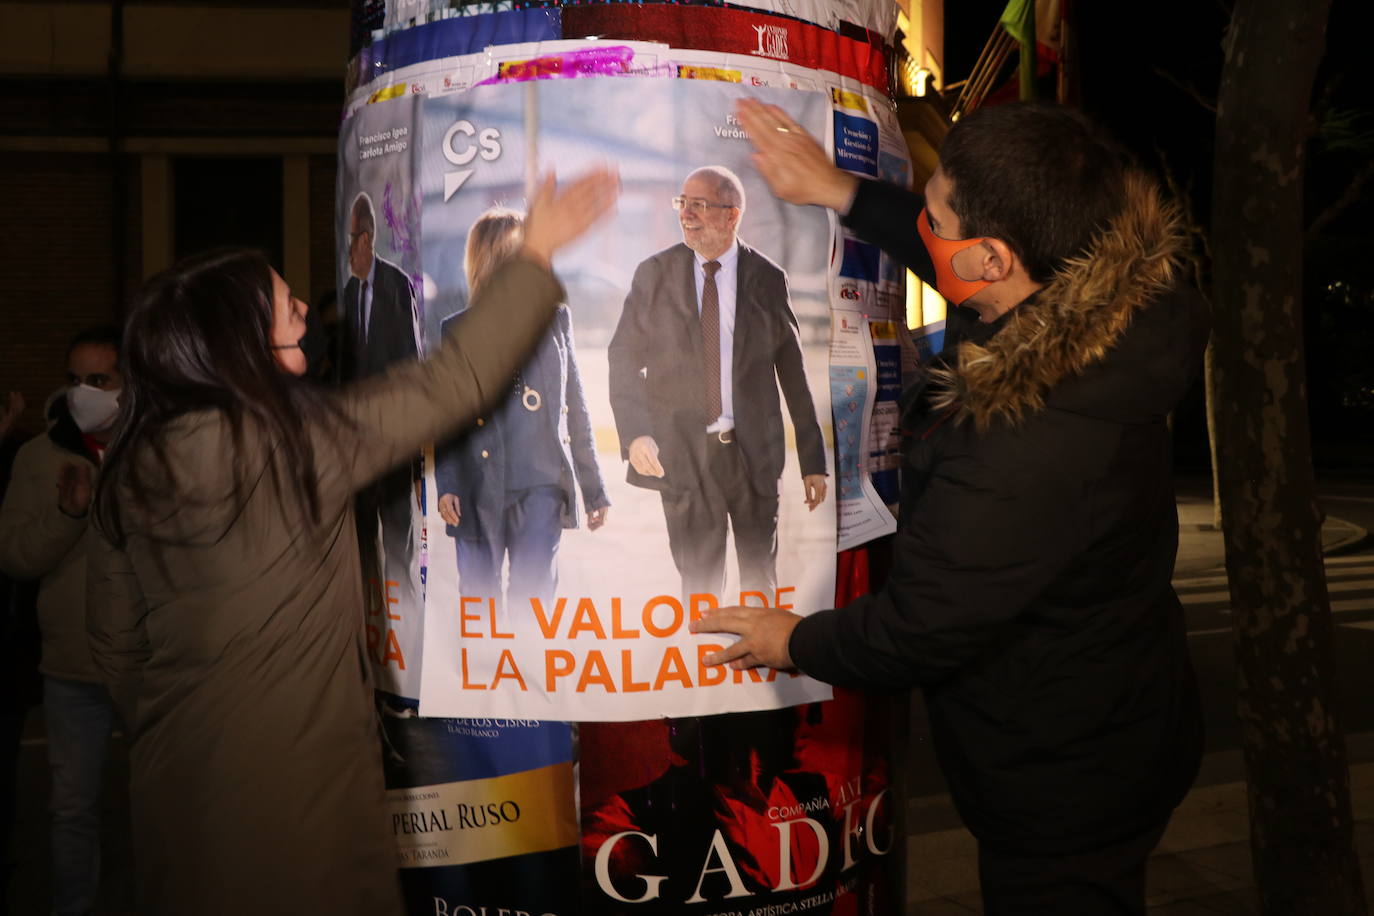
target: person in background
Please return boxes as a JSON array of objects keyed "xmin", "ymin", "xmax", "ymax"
[
  {"xmin": 0, "ymin": 328, "xmax": 123, "ymax": 916},
  {"xmin": 0, "ymin": 388, "xmax": 40, "ymax": 915},
  {"xmin": 435, "ymin": 207, "xmax": 609, "ymax": 615},
  {"xmin": 84, "ymin": 168, "xmax": 617, "ymax": 915}
]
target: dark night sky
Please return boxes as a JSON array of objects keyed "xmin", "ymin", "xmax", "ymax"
[
  {"xmin": 938, "ymin": 0, "xmax": 1374, "ymax": 461},
  {"xmin": 940, "ymin": 0, "xmax": 1369, "ymax": 234}
]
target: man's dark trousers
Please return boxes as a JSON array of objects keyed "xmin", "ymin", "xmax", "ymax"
[
  {"xmin": 659, "ymin": 433, "xmax": 778, "ymax": 600},
  {"xmin": 977, "ymin": 820, "xmax": 1168, "ymax": 915}
]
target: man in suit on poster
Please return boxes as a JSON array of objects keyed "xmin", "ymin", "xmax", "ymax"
[
  {"xmin": 608, "ymin": 165, "xmax": 828, "ymax": 600},
  {"xmin": 343, "ymin": 192, "xmax": 422, "ymax": 637}
]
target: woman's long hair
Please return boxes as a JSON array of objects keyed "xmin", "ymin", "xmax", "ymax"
[
  {"xmin": 464, "ymin": 208, "xmax": 524, "ymax": 300},
  {"xmin": 94, "ymin": 247, "xmax": 334, "ymax": 545}
]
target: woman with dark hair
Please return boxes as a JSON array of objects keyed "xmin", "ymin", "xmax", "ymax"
[
  {"xmin": 86, "ymin": 170, "xmax": 618, "ymax": 915},
  {"xmin": 434, "ymin": 207, "xmax": 609, "ymax": 615}
]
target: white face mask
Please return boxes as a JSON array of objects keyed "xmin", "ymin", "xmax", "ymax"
[{"xmin": 67, "ymin": 384, "xmax": 121, "ymax": 434}]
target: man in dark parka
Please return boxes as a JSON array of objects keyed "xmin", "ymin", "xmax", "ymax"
[{"xmin": 695, "ymin": 101, "xmax": 1207, "ymax": 914}]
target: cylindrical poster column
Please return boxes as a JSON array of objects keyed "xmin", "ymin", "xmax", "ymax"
[{"xmin": 339, "ymin": 4, "xmax": 915, "ymax": 914}]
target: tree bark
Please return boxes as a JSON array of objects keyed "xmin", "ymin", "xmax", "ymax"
[
  {"xmin": 1210, "ymin": 0, "xmax": 1366, "ymax": 912},
  {"xmin": 1205, "ymin": 339, "xmax": 1221, "ymax": 530}
]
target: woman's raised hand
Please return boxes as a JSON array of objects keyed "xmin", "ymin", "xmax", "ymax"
[{"xmin": 522, "ymin": 166, "xmax": 621, "ymax": 267}]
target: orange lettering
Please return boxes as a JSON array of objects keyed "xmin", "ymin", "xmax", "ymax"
[
  {"xmin": 651, "ymin": 647, "xmax": 693, "ymax": 691},
  {"xmin": 620, "ymin": 650, "xmax": 649, "ymax": 692},
  {"xmin": 383, "ymin": 628, "xmax": 406, "ymax": 669},
  {"xmin": 642, "ymin": 595, "xmax": 684, "ymax": 638},
  {"xmin": 365, "ymin": 624, "xmax": 382, "ymax": 665},
  {"xmin": 611, "ymin": 598, "xmax": 639, "ymax": 639},
  {"xmin": 688, "ymin": 592, "xmax": 718, "ymax": 621},
  {"xmin": 490, "ymin": 599, "xmax": 514, "ymax": 639},
  {"xmin": 460, "ymin": 596, "xmax": 485, "ymax": 638},
  {"xmin": 732, "ymin": 666, "xmax": 766, "ymax": 684},
  {"xmin": 492, "ymin": 650, "xmax": 527, "ymax": 690},
  {"xmin": 568, "ymin": 598, "xmax": 608, "ymax": 639},
  {"xmin": 697, "ymin": 644, "xmax": 727, "ymax": 686},
  {"xmin": 739, "ymin": 590, "xmax": 769, "ymax": 607},
  {"xmin": 774, "ymin": 586, "xmax": 796, "ymax": 612},
  {"xmin": 531, "ymin": 597, "xmax": 568, "ymax": 639},
  {"xmin": 384, "ymin": 580, "xmax": 402, "ymax": 620},
  {"xmin": 545, "ymin": 650, "xmax": 575, "ymax": 691},
  {"xmin": 460, "ymin": 648, "xmax": 487, "ymax": 690},
  {"xmin": 575, "ymin": 650, "xmax": 616, "ymax": 693}
]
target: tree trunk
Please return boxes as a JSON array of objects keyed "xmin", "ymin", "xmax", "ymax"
[
  {"xmin": 1205, "ymin": 339, "xmax": 1221, "ymax": 529},
  {"xmin": 1210, "ymin": 0, "xmax": 1366, "ymax": 913}
]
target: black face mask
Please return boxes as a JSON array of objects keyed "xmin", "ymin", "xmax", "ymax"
[
  {"xmin": 298, "ymin": 302, "xmax": 329, "ymax": 377},
  {"xmin": 271, "ymin": 305, "xmax": 330, "ymax": 379}
]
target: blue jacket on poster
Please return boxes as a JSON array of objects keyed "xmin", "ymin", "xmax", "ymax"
[{"xmin": 434, "ymin": 305, "xmax": 608, "ymax": 541}]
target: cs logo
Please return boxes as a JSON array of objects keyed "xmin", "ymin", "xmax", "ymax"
[{"xmin": 442, "ymin": 121, "xmax": 503, "ymax": 201}]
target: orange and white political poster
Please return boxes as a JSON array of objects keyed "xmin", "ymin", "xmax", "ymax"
[{"xmin": 415, "ymin": 78, "xmax": 837, "ymax": 721}]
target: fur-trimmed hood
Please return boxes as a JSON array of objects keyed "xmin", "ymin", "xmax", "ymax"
[{"xmin": 929, "ymin": 171, "xmax": 1209, "ymax": 428}]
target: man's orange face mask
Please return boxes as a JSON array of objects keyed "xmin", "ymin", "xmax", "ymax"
[{"xmin": 916, "ymin": 207, "xmax": 994, "ymax": 306}]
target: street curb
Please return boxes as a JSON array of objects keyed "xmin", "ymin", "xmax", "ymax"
[{"xmin": 1173, "ymin": 515, "xmax": 1368, "ymax": 577}]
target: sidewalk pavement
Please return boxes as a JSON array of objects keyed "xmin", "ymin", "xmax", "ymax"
[
  {"xmin": 1174, "ymin": 493, "xmax": 1369, "ymax": 576},
  {"xmin": 906, "ymin": 496, "xmax": 1373, "ymax": 914},
  {"xmin": 907, "ymin": 756, "xmax": 1374, "ymax": 914}
]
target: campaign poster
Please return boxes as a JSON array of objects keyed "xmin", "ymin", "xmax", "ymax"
[
  {"xmin": 578, "ymin": 699, "xmax": 898, "ymax": 915},
  {"xmin": 866, "ymin": 320, "xmax": 901, "ymax": 511},
  {"xmin": 380, "ymin": 715, "xmax": 579, "ymax": 914},
  {"xmin": 337, "ymin": 95, "xmax": 429, "ymax": 702},
  {"xmin": 827, "ymin": 313, "xmax": 894, "ymax": 551},
  {"xmin": 360, "ymin": 0, "xmax": 896, "ymax": 42},
  {"xmin": 415, "ymin": 79, "xmax": 837, "ymax": 721}
]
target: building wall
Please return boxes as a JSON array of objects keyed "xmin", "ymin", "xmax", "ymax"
[
  {"xmin": 0, "ymin": 151, "xmax": 142, "ymax": 419},
  {"xmin": 0, "ymin": 1, "xmax": 346, "ymax": 433}
]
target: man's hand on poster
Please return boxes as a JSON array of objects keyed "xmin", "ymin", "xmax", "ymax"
[
  {"xmin": 522, "ymin": 166, "xmax": 621, "ymax": 267},
  {"xmin": 437, "ymin": 493, "xmax": 462, "ymax": 528},
  {"xmin": 627, "ymin": 436, "xmax": 665, "ymax": 478},
  {"xmin": 802, "ymin": 474, "xmax": 828, "ymax": 511},
  {"xmin": 587, "ymin": 507, "xmax": 609, "ymax": 531},
  {"xmin": 690, "ymin": 605, "xmax": 802, "ymax": 671},
  {"xmin": 736, "ymin": 99, "xmax": 858, "ymax": 212}
]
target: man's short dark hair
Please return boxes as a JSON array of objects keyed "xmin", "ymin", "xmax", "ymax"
[
  {"xmin": 939, "ymin": 102, "xmax": 1129, "ymax": 283},
  {"xmin": 66, "ymin": 324, "xmax": 122, "ymax": 359}
]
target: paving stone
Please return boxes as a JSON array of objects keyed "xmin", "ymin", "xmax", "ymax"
[
  {"xmin": 1168, "ymin": 841, "xmax": 1253, "ymax": 881},
  {"xmin": 908, "ymin": 898, "xmax": 979, "ymax": 915},
  {"xmin": 1186, "ymin": 888, "xmax": 1261, "ymax": 914},
  {"xmin": 1148, "ymin": 898, "xmax": 1235, "ymax": 915},
  {"xmin": 906, "ymin": 851, "xmax": 982, "ymax": 901},
  {"xmin": 1146, "ymin": 853, "xmax": 1246, "ymax": 907}
]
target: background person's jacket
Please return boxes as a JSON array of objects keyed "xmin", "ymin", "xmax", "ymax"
[
  {"xmin": 790, "ymin": 174, "xmax": 1208, "ymax": 855},
  {"xmin": 0, "ymin": 394, "xmax": 102, "ymax": 683}
]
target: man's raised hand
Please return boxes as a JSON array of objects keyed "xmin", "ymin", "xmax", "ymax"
[{"xmin": 736, "ymin": 99, "xmax": 857, "ymax": 212}]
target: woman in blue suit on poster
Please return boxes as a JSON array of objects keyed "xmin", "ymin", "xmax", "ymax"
[{"xmin": 435, "ymin": 208, "xmax": 609, "ymax": 615}]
